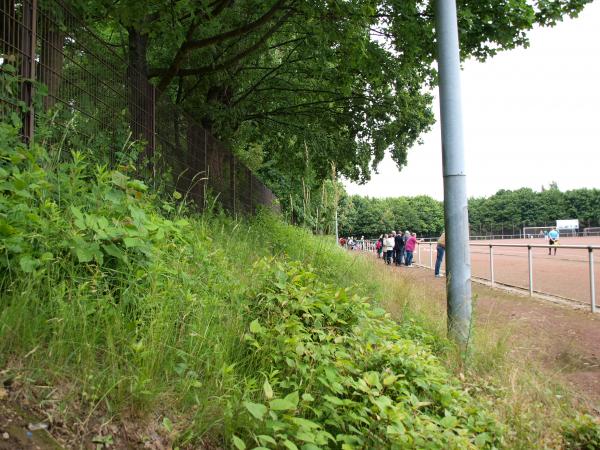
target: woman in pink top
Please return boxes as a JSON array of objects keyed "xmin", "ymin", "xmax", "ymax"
[{"xmin": 404, "ymin": 232, "xmax": 417, "ymax": 267}]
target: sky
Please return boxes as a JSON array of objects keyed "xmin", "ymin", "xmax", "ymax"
[{"xmin": 344, "ymin": 1, "xmax": 600, "ymax": 201}]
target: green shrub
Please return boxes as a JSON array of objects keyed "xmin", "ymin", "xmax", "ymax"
[
  {"xmin": 562, "ymin": 414, "xmax": 600, "ymax": 450},
  {"xmin": 232, "ymin": 261, "xmax": 503, "ymax": 449}
]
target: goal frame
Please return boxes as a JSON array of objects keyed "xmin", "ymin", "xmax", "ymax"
[{"xmin": 522, "ymin": 226, "xmax": 554, "ymax": 238}]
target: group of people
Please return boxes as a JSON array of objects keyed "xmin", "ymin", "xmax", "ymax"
[
  {"xmin": 376, "ymin": 231, "xmax": 418, "ymax": 267},
  {"xmin": 338, "ymin": 236, "xmax": 365, "ymax": 250},
  {"xmin": 340, "ymin": 230, "xmax": 447, "ymax": 278},
  {"xmin": 375, "ymin": 231, "xmax": 446, "ymax": 277}
]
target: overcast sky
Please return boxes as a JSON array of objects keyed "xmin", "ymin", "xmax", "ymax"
[{"xmin": 345, "ymin": 1, "xmax": 600, "ymax": 201}]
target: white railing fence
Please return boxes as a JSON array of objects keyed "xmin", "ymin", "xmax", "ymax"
[
  {"xmin": 346, "ymin": 239, "xmax": 598, "ymax": 313},
  {"xmin": 469, "ymin": 243, "xmax": 598, "ymax": 313}
]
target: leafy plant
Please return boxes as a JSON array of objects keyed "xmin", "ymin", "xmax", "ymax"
[
  {"xmin": 232, "ymin": 261, "xmax": 503, "ymax": 449},
  {"xmin": 562, "ymin": 414, "xmax": 600, "ymax": 450}
]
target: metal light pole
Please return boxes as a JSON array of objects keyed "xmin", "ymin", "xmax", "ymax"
[{"xmin": 435, "ymin": 0, "xmax": 472, "ymax": 347}]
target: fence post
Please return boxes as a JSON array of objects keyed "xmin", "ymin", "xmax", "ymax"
[
  {"xmin": 151, "ymin": 85, "xmax": 156, "ymax": 183},
  {"xmin": 528, "ymin": 245, "xmax": 533, "ymax": 296},
  {"xmin": 590, "ymin": 248, "xmax": 596, "ymax": 313},
  {"xmin": 21, "ymin": 0, "xmax": 38, "ymax": 143},
  {"xmin": 418, "ymin": 243, "xmax": 421, "ymax": 265},
  {"xmin": 429, "ymin": 242, "xmax": 433, "ymax": 269},
  {"xmin": 489, "ymin": 245, "xmax": 494, "ymax": 287}
]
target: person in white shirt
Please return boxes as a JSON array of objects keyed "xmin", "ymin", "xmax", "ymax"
[{"xmin": 383, "ymin": 233, "xmax": 394, "ymax": 265}]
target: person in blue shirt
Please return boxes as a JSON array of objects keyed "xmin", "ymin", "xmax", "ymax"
[{"xmin": 548, "ymin": 228, "xmax": 559, "ymax": 255}]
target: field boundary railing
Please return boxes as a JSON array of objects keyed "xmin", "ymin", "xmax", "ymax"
[
  {"xmin": 0, "ymin": 0, "xmax": 278, "ymax": 216},
  {"xmin": 349, "ymin": 238, "xmax": 598, "ymax": 313},
  {"xmin": 469, "ymin": 243, "xmax": 598, "ymax": 312}
]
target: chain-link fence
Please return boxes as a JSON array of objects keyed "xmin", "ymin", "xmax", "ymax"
[{"xmin": 0, "ymin": 0, "xmax": 278, "ymax": 215}]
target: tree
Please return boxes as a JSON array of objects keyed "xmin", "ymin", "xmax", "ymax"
[{"xmin": 74, "ymin": 0, "xmax": 591, "ymax": 192}]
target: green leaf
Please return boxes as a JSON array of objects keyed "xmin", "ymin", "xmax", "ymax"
[
  {"xmin": 383, "ymin": 375, "xmax": 397, "ymax": 386},
  {"xmin": 162, "ymin": 417, "xmax": 173, "ymax": 433},
  {"xmin": 282, "ymin": 440, "xmax": 298, "ymax": 450},
  {"xmin": 123, "ymin": 237, "xmax": 144, "ymax": 248},
  {"xmin": 249, "ymin": 319, "xmax": 264, "ymax": 334},
  {"xmin": 301, "ymin": 393, "xmax": 314, "ymax": 402},
  {"xmin": 74, "ymin": 240, "xmax": 100, "ymax": 263},
  {"xmin": 111, "ymin": 171, "xmax": 128, "ymax": 189},
  {"xmin": 270, "ymin": 391, "xmax": 299, "ymax": 411},
  {"xmin": 243, "ymin": 401, "xmax": 267, "ymax": 420},
  {"xmin": 291, "ymin": 418, "xmax": 320, "ymax": 430},
  {"xmin": 474, "ymin": 432, "xmax": 490, "ymax": 446},
  {"xmin": 440, "ymin": 415, "xmax": 458, "ymax": 429},
  {"xmin": 70, "ymin": 205, "xmax": 84, "ymax": 220},
  {"xmin": 263, "ymin": 379, "xmax": 273, "ymax": 400},
  {"xmin": 257, "ymin": 435, "xmax": 277, "ymax": 446},
  {"xmin": 232, "ymin": 435, "xmax": 246, "ymax": 450},
  {"xmin": 19, "ymin": 255, "xmax": 40, "ymax": 272}
]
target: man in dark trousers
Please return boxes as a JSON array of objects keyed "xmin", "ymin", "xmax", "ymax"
[{"xmin": 394, "ymin": 230, "xmax": 404, "ymax": 266}]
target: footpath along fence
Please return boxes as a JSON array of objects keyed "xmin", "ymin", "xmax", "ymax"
[
  {"xmin": 355, "ymin": 238, "xmax": 599, "ymax": 312},
  {"xmin": 0, "ymin": 0, "xmax": 278, "ymax": 215}
]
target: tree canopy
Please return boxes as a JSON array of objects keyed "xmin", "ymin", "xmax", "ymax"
[
  {"xmin": 64, "ymin": 0, "xmax": 590, "ymax": 214},
  {"xmin": 338, "ymin": 187, "xmax": 600, "ymax": 239},
  {"xmin": 80, "ymin": 0, "xmax": 590, "ymax": 194}
]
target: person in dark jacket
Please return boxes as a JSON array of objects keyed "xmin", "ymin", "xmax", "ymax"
[{"xmin": 394, "ymin": 230, "xmax": 404, "ymax": 266}]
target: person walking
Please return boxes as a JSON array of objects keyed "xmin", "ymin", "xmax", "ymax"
[
  {"xmin": 435, "ymin": 231, "xmax": 445, "ymax": 277},
  {"xmin": 548, "ymin": 228, "xmax": 559, "ymax": 255},
  {"xmin": 404, "ymin": 232, "xmax": 417, "ymax": 267},
  {"xmin": 390, "ymin": 231, "xmax": 397, "ymax": 263},
  {"xmin": 376, "ymin": 235, "xmax": 383, "ymax": 258},
  {"xmin": 383, "ymin": 233, "xmax": 394, "ymax": 265},
  {"xmin": 394, "ymin": 230, "xmax": 404, "ymax": 266}
]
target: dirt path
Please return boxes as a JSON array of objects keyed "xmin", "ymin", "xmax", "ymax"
[{"xmin": 382, "ymin": 261, "xmax": 600, "ymax": 411}]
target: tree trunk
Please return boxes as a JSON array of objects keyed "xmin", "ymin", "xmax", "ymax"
[{"xmin": 127, "ymin": 26, "xmax": 154, "ymax": 156}]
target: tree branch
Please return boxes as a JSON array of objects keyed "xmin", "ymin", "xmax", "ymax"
[
  {"xmin": 149, "ymin": 9, "xmax": 293, "ymax": 79},
  {"xmin": 182, "ymin": 0, "xmax": 288, "ymax": 52}
]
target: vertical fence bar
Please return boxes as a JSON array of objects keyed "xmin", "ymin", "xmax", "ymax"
[
  {"xmin": 590, "ymin": 248, "xmax": 596, "ymax": 313},
  {"xmin": 430, "ymin": 242, "xmax": 433, "ymax": 269},
  {"xmin": 418, "ymin": 243, "xmax": 421, "ymax": 265},
  {"xmin": 489, "ymin": 245, "xmax": 494, "ymax": 287},
  {"xmin": 528, "ymin": 245, "xmax": 533, "ymax": 296}
]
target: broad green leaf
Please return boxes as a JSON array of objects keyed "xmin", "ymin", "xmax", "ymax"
[
  {"xmin": 474, "ymin": 432, "xmax": 490, "ymax": 446},
  {"xmin": 232, "ymin": 435, "xmax": 246, "ymax": 450},
  {"xmin": 263, "ymin": 379, "xmax": 273, "ymax": 400},
  {"xmin": 162, "ymin": 417, "xmax": 173, "ymax": 433},
  {"xmin": 243, "ymin": 401, "xmax": 267, "ymax": 420},
  {"xmin": 249, "ymin": 319, "xmax": 264, "ymax": 334},
  {"xmin": 282, "ymin": 440, "xmax": 298, "ymax": 450},
  {"xmin": 291, "ymin": 418, "xmax": 320, "ymax": 430},
  {"xmin": 257, "ymin": 435, "xmax": 277, "ymax": 446},
  {"xmin": 270, "ymin": 391, "xmax": 299, "ymax": 411},
  {"xmin": 440, "ymin": 415, "xmax": 458, "ymax": 429},
  {"xmin": 19, "ymin": 255, "xmax": 40, "ymax": 272}
]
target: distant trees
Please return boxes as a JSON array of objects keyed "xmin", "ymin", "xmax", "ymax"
[
  {"xmin": 339, "ymin": 188, "xmax": 600, "ymax": 238},
  {"xmin": 339, "ymin": 195, "xmax": 444, "ymax": 238},
  {"xmin": 468, "ymin": 188, "xmax": 600, "ymax": 235}
]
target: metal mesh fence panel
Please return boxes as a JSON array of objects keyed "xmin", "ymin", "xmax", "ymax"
[{"xmin": 1, "ymin": 0, "xmax": 279, "ymax": 215}]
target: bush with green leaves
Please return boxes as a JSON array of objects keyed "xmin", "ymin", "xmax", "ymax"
[
  {"xmin": 232, "ymin": 261, "xmax": 503, "ymax": 449},
  {"xmin": 562, "ymin": 414, "xmax": 600, "ymax": 450}
]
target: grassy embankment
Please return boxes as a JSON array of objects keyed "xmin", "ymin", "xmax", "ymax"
[{"xmin": 0, "ymin": 123, "xmax": 598, "ymax": 449}]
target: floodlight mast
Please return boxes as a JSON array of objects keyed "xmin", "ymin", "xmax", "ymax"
[{"xmin": 435, "ymin": 0, "xmax": 472, "ymax": 348}]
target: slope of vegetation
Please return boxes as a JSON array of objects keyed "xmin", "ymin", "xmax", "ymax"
[
  {"xmin": 2, "ymin": 123, "xmax": 600, "ymax": 449},
  {"xmin": 0, "ymin": 123, "xmax": 503, "ymax": 448}
]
